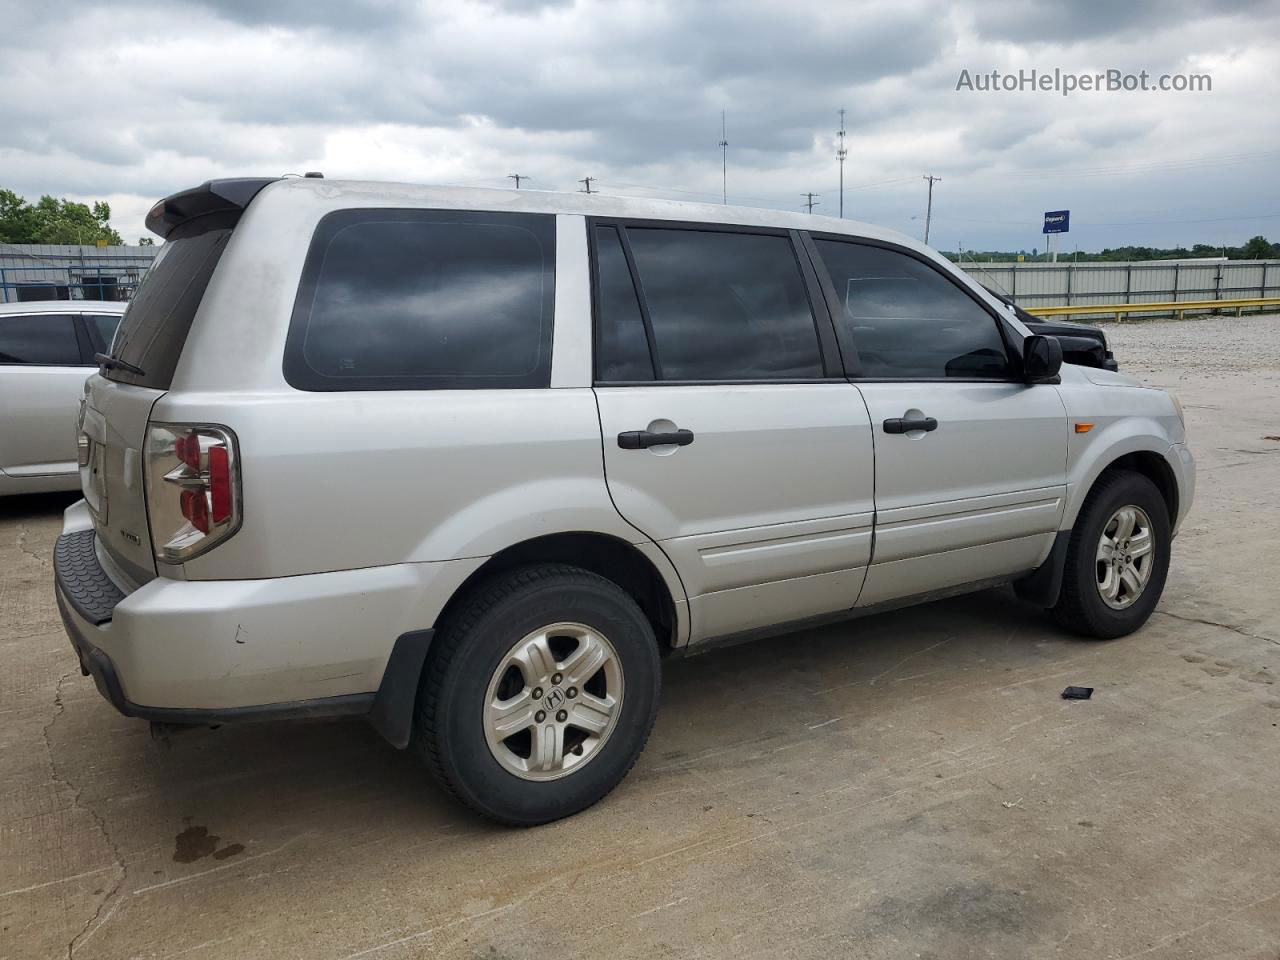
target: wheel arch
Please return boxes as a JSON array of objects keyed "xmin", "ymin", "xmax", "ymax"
[
  {"xmin": 1064, "ymin": 433, "xmax": 1180, "ymax": 531},
  {"xmin": 1020, "ymin": 442, "xmax": 1179, "ymax": 610},
  {"xmin": 434, "ymin": 531, "xmax": 688, "ymax": 652}
]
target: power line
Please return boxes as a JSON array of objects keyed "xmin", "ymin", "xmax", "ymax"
[
  {"xmin": 507, "ymin": 174, "xmax": 530, "ymax": 189},
  {"xmin": 802, "ymin": 192, "xmax": 821, "ymax": 214}
]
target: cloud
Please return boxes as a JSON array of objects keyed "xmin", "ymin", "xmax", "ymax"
[{"xmin": 1, "ymin": 0, "xmax": 1277, "ymax": 250}]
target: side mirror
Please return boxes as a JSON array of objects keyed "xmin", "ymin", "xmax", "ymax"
[{"xmin": 1022, "ymin": 334, "xmax": 1063, "ymax": 383}]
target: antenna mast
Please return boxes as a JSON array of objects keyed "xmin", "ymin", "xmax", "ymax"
[
  {"xmin": 837, "ymin": 108, "xmax": 848, "ymax": 218},
  {"xmin": 718, "ymin": 111, "xmax": 728, "ymax": 205}
]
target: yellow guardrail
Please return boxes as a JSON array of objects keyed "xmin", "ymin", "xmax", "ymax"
[{"xmin": 1026, "ymin": 297, "xmax": 1280, "ymax": 321}]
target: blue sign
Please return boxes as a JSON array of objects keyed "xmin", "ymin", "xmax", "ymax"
[{"xmin": 1043, "ymin": 210, "xmax": 1070, "ymax": 234}]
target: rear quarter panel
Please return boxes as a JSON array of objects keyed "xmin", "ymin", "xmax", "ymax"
[{"xmin": 159, "ymin": 388, "xmax": 644, "ymax": 578}]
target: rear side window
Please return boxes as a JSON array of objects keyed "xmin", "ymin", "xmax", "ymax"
[
  {"xmin": 84, "ymin": 314, "xmax": 122, "ymax": 353},
  {"xmin": 593, "ymin": 226, "xmax": 653, "ymax": 381},
  {"xmin": 105, "ymin": 215, "xmax": 235, "ymax": 388},
  {"xmin": 610, "ymin": 227, "xmax": 823, "ymax": 382},
  {"xmin": 0, "ymin": 314, "xmax": 82, "ymax": 365},
  {"xmin": 285, "ymin": 209, "xmax": 555, "ymax": 391},
  {"xmin": 814, "ymin": 240, "xmax": 1010, "ymax": 379}
]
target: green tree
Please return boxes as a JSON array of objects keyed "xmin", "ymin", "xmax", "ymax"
[
  {"xmin": 0, "ymin": 187, "xmax": 123, "ymax": 245},
  {"xmin": 137, "ymin": 236, "xmax": 155, "ymax": 246},
  {"xmin": 1241, "ymin": 235, "xmax": 1276, "ymax": 259}
]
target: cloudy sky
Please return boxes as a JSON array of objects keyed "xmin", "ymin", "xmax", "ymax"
[{"xmin": 2, "ymin": 0, "xmax": 1278, "ymax": 252}]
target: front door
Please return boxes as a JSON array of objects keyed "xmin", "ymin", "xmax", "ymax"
[
  {"xmin": 590, "ymin": 222, "xmax": 876, "ymax": 642},
  {"xmin": 805, "ymin": 236, "xmax": 1068, "ymax": 606}
]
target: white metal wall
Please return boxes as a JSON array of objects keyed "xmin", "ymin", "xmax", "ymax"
[{"xmin": 958, "ymin": 259, "xmax": 1280, "ymax": 307}]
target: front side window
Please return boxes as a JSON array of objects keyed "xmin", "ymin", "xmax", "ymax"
[
  {"xmin": 616, "ymin": 227, "xmax": 824, "ymax": 382},
  {"xmin": 814, "ymin": 239, "xmax": 1010, "ymax": 379},
  {"xmin": 0, "ymin": 314, "xmax": 82, "ymax": 365},
  {"xmin": 286, "ymin": 209, "xmax": 555, "ymax": 391}
]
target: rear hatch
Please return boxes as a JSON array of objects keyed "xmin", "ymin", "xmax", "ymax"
[{"xmin": 82, "ymin": 179, "xmax": 275, "ymax": 584}]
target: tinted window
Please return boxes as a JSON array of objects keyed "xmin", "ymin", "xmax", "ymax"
[
  {"xmin": 625, "ymin": 228, "xmax": 823, "ymax": 381},
  {"xmin": 286, "ymin": 209, "xmax": 554, "ymax": 391},
  {"xmin": 815, "ymin": 240, "xmax": 1010, "ymax": 379},
  {"xmin": 594, "ymin": 226, "xmax": 653, "ymax": 381},
  {"xmin": 0, "ymin": 314, "xmax": 82, "ymax": 365},
  {"xmin": 107, "ymin": 215, "xmax": 234, "ymax": 388},
  {"xmin": 85, "ymin": 314, "xmax": 121, "ymax": 353}
]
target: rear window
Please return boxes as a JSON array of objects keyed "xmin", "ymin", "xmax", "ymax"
[
  {"xmin": 284, "ymin": 209, "xmax": 555, "ymax": 391},
  {"xmin": 105, "ymin": 214, "xmax": 235, "ymax": 388}
]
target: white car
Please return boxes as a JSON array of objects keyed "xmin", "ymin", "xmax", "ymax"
[
  {"xmin": 55, "ymin": 177, "xmax": 1194, "ymax": 824},
  {"xmin": 0, "ymin": 300, "xmax": 126, "ymax": 495}
]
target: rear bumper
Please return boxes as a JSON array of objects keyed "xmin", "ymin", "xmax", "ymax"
[
  {"xmin": 56, "ymin": 584, "xmax": 374, "ymax": 725},
  {"xmin": 53, "ymin": 501, "xmax": 483, "ymax": 726}
]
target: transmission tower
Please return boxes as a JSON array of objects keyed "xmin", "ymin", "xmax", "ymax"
[
  {"xmin": 578, "ymin": 176, "xmax": 595, "ymax": 194},
  {"xmin": 507, "ymin": 174, "xmax": 530, "ymax": 189}
]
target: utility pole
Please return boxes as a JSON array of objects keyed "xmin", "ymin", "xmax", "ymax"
[
  {"xmin": 718, "ymin": 111, "xmax": 728, "ymax": 205},
  {"xmin": 578, "ymin": 176, "xmax": 595, "ymax": 194},
  {"xmin": 802, "ymin": 192, "xmax": 821, "ymax": 214},
  {"xmin": 922, "ymin": 175, "xmax": 941, "ymax": 245},
  {"xmin": 507, "ymin": 174, "xmax": 530, "ymax": 189},
  {"xmin": 837, "ymin": 108, "xmax": 848, "ymax": 218}
]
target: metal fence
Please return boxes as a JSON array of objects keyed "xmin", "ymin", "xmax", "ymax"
[
  {"xmin": 957, "ymin": 258, "xmax": 1280, "ymax": 309},
  {"xmin": 0, "ymin": 244, "xmax": 157, "ymax": 303}
]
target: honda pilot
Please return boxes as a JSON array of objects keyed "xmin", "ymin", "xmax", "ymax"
[{"xmin": 55, "ymin": 177, "xmax": 1195, "ymax": 824}]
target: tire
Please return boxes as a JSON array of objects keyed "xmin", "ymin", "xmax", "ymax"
[
  {"xmin": 414, "ymin": 563, "xmax": 661, "ymax": 826},
  {"xmin": 1053, "ymin": 469, "xmax": 1171, "ymax": 639}
]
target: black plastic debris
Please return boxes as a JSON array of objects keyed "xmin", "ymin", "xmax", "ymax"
[{"xmin": 1062, "ymin": 686, "xmax": 1094, "ymax": 700}]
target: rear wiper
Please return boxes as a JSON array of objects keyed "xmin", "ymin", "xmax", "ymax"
[{"xmin": 94, "ymin": 353, "xmax": 147, "ymax": 377}]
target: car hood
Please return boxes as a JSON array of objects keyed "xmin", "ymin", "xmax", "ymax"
[{"xmin": 1079, "ymin": 366, "xmax": 1143, "ymax": 388}]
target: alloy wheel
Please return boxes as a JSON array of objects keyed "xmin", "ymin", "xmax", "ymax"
[{"xmin": 483, "ymin": 622, "xmax": 624, "ymax": 781}]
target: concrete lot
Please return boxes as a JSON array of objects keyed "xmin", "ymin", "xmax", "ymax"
[{"xmin": 3, "ymin": 314, "xmax": 1279, "ymax": 960}]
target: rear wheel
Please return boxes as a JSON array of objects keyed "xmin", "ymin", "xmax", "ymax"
[
  {"xmin": 415, "ymin": 564, "xmax": 661, "ymax": 825},
  {"xmin": 1053, "ymin": 470, "xmax": 1171, "ymax": 639}
]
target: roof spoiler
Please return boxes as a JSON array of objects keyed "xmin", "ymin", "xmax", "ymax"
[{"xmin": 144, "ymin": 178, "xmax": 280, "ymax": 240}]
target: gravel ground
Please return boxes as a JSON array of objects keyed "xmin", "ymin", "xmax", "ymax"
[
  {"xmin": 1101, "ymin": 312, "xmax": 1280, "ymax": 381},
  {"xmin": 2, "ymin": 313, "xmax": 1278, "ymax": 960}
]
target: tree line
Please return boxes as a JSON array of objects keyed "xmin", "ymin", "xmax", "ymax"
[
  {"xmin": 1, "ymin": 187, "xmax": 125, "ymax": 246},
  {"xmin": 942, "ymin": 236, "xmax": 1279, "ymax": 263}
]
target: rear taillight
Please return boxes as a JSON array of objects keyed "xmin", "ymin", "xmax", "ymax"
[{"xmin": 144, "ymin": 424, "xmax": 241, "ymax": 563}]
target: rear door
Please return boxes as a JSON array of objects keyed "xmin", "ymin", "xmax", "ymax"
[
  {"xmin": 82, "ymin": 216, "xmax": 237, "ymax": 585},
  {"xmin": 591, "ymin": 222, "xmax": 876, "ymax": 642},
  {"xmin": 0, "ymin": 311, "xmax": 91, "ymax": 479},
  {"xmin": 805, "ymin": 236, "xmax": 1067, "ymax": 607}
]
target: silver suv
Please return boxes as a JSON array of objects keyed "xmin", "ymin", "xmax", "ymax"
[{"xmin": 55, "ymin": 177, "xmax": 1194, "ymax": 824}]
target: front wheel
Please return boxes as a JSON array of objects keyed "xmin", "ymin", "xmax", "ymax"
[
  {"xmin": 1053, "ymin": 470, "xmax": 1171, "ymax": 639},
  {"xmin": 414, "ymin": 564, "xmax": 661, "ymax": 825}
]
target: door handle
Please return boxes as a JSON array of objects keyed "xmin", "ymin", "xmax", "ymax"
[
  {"xmin": 617, "ymin": 428, "xmax": 695, "ymax": 450},
  {"xmin": 883, "ymin": 416, "xmax": 938, "ymax": 435}
]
